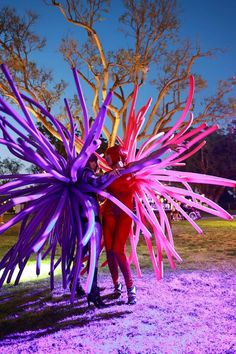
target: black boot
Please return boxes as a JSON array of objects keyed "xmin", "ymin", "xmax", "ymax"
[
  {"xmin": 87, "ymin": 287, "xmax": 107, "ymax": 308},
  {"xmin": 76, "ymin": 283, "xmax": 86, "ymax": 297},
  {"xmin": 113, "ymin": 283, "xmax": 123, "ymax": 299},
  {"xmin": 127, "ymin": 285, "xmax": 136, "ymax": 305},
  {"xmin": 70, "ymin": 281, "xmax": 86, "ymax": 298}
]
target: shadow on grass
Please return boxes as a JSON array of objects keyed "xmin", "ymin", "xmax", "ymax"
[{"xmin": 0, "ymin": 277, "xmax": 132, "ymax": 342}]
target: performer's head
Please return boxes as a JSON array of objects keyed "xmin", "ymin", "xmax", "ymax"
[
  {"xmin": 105, "ymin": 145, "xmax": 126, "ymax": 167},
  {"xmin": 86, "ymin": 153, "xmax": 98, "ymax": 172}
]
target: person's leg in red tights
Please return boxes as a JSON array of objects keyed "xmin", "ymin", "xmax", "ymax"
[
  {"xmin": 103, "ymin": 212, "xmax": 120, "ymax": 286},
  {"xmin": 103, "ymin": 211, "xmax": 137, "ymax": 304},
  {"xmin": 112, "ymin": 212, "xmax": 133, "ymax": 289}
]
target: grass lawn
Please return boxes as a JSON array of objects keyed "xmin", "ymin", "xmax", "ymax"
[{"xmin": 0, "ymin": 213, "xmax": 235, "ymax": 283}]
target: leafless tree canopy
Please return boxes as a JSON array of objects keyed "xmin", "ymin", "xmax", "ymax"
[
  {"xmin": 0, "ymin": 2, "xmax": 235, "ymax": 146},
  {"xmin": 0, "ymin": 7, "xmax": 67, "ymax": 140},
  {"xmin": 51, "ymin": 0, "xmax": 236, "ymax": 145}
]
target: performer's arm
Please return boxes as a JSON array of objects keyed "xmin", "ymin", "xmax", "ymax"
[
  {"xmin": 127, "ymin": 146, "xmax": 168, "ymax": 169},
  {"xmin": 126, "ymin": 144, "xmax": 183, "ymax": 170},
  {"xmin": 82, "ymin": 168, "xmax": 120, "ymax": 188}
]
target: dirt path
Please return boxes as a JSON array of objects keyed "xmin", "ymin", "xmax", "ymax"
[
  {"xmin": 0, "ymin": 218, "xmax": 236, "ymax": 353},
  {"xmin": 0, "ymin": 263, "xmax": 235, "ymax": 354}
]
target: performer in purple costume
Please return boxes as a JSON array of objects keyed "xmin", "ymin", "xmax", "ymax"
[{"xmin": 76, "ymin": 153, "xmax": 119, "ymax": 308}]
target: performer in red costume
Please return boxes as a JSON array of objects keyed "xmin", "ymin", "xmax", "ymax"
[
  {"xmin": 102, "ymin": 143, "xmax": 181, "ymax": 305},
  {"xmin": 102, "ymin": 145, "xmax": 137, "ymax": 305}
]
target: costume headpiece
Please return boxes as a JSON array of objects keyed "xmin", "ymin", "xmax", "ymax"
[{"xmin": 105, "ymin": 145, "xmax": 127, "ymax": 165}]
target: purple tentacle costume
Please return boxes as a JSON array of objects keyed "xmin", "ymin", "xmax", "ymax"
[{"xmin": 0, "ymin": 65, "xmax": 159, "ymax": 303}]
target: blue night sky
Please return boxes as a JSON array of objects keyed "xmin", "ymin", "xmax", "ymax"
[{"xmin": 0, "ymin": 0, "xmax": 236, "ymax": 160}]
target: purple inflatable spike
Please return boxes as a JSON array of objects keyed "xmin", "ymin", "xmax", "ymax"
[{"xmin": 72, "ymin": 67, "xmax": 89, "ymax": 138}]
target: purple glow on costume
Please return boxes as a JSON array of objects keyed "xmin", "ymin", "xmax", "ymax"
[{"xmin": 0, "ymin": 64, "xmax": 114, "ymax": 301}]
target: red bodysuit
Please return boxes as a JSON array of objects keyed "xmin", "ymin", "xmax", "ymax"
[{"xmin": 102, "ymin": 173, "xmax": 134, "ymax": 289}]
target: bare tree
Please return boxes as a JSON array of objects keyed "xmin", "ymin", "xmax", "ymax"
[
  {"xmin": 0, "ymin": 7, "xmax": 67, "ymax": 140},
  {"xmin": 177, "ymin": 127, "xmax": 236, "ymax": 202},
  {"xmin": 51, "ymin": 0, "xmax": 236, "ymax": 146}
]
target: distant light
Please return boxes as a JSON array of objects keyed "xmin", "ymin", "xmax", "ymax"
[{"xmin": 0, "ymin": 260, "xmax": 61, "ymax": 285}]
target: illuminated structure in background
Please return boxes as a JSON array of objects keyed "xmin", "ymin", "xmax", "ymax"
[{"xmin": 0, "ymin": 64, "xmax": 235, "ymax": 302}]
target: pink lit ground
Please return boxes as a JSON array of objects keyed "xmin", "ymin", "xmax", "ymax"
[{"xmin": 0, "ymin": 218, "xmax": 235, "ymax": 354}]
